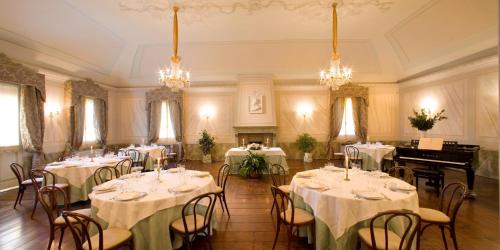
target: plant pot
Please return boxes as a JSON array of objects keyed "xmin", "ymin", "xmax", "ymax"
[
  {"xmin": 202, "ymin": 154, "xmax": 212, "ymax": 164},
  {"xmin": 248, "ymin": 169, "xmax": 262, "ymax": 179},
  {"xmin": 418, "ymin": 130, "xmax": 428, "ymax": 138},
  {"xmin": 303, "ymin": 152, "xmax": 313, "ymax": 163}
]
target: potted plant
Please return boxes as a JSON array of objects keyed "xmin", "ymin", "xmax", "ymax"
[
  {"xmin": 408, "ymin": 109, "xmax": 447, "ymax": 138},
  {"xmin": 296, "ymin": 133, "xmax": 317, "ymax": 163},
  {"xmin": 239, "ymin": 151, "xmax": 267, "ymax": 178},
  {"xmin": 198, "ymin": 129, "xmax": 215, "ymax": 163}
]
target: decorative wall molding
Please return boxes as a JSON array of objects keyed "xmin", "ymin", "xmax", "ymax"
[{"xmin": 119, "ymin": 0, "xmax": 395, "ymax": 22}]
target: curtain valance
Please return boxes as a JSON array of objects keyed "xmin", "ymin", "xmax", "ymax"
[
  {"xmin": 64, "ymin": 79, "xmax": 108, "ymax": 105},
  {"xmin": 330, "ymin": 83, "xmax": 369, "ymax": 105},
  {"xmin": 0, "ymin": 53, "xmax": 46, "ymax": 101},
  {"xmin": 145, "ymin": 87, "xmax": 183, "ymax": 106}
]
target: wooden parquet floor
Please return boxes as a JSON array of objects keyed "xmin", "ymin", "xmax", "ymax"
[{"xmin": 0, "ymin": 160, "xmax": 498, "ymax": 250}]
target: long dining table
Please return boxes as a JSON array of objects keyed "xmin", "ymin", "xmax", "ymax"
[
  {"xmin": 44, "ymin": 155, "xmax": 128, "ymax": 203},
  {"xmin": 289, "ymin": 166, "xmax": 419, "ymax": 249},
  {"xmin": 89, "ymin": 169, "xmax": 218, "ymax": 250}
]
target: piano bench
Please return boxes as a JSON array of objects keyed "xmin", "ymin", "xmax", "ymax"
[{"xmin": 413, "ymin": 167, "xmax": 445, "ymax": 195}]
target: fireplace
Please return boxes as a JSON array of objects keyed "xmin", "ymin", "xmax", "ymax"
[{"xmin": 234, "ymin": 126, "xmax": 277, "ymax": 147}]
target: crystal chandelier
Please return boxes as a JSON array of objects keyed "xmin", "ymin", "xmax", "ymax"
[
  {"xmin": 319, "ymin": 2, "xmax": 352, "ymax": 90},
  {"xmin": 159, "ymin": 6, "xmax": 190, "ymax": 91}
]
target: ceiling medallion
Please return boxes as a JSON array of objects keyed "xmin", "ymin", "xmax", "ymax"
[
  {"xmin": 119, "ymin": 0, "xmax": 395, "ymax": 22},
  {"xmin": 319, "ymin": 2, "xmax": 352, "ymax": 90},
  {"xmin": 159, "ymin": 6, "xmax": 190, "ymax": 91}
]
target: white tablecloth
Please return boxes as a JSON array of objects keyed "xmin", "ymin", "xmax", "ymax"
[
  {"xmin": 225, "ymin": 147, "xmax": 286, "ymax": 157},
  {"xmin": 350, "ymin": 144, "xmax": 395, "ymax": 164},
  {"xmin": 45, "ymin": 156, "xmax": 126, "ymax": 187},
  {"xmin": 89, "ymin": 170, "xmax": 218, "ymax": 229},
  {"xmin": 289, "ymin": 168, "xmax": 419, "ymax": 239},
  {"xmin": 121, "ymin": 145, "xmax": 165, "ymax": 159}
]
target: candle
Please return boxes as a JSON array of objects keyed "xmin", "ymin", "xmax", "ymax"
[
  {"xmin": 266, "ymin": 138, "xmax": 270, "ymax": 146},
  {"xmin": 344, "ymin": 156, "xmax": 350, "ymax": 181},
  {"xmin": 242, "ymin": 138, "xmax": 245, "ymax": 146},
  {"xmin": 157, "ymin": 158, "xmax": 160, "ymax": 168}
]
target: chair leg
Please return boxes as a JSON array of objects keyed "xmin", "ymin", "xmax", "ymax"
[
  {"xmin": 270, "ymin": 200, "xmax": 275, "ymax": 215},
  {"xmin": 311, "ymin": 222, "xmax": 316, "ymax": 250},
  {"xmin": 356, "ymin": 238, "xmax": 361, "ymax": 250},
  {"xmin": 58, "ymin": 226, "xmax": 65, "ymax": 249},
  {"xmin": 47, "ymin": 228, "xmax": 55, "ymax": 250},
  {"xmin": 415, "ymin": 176, "xmax": 419, "ymax": 189},
  {"xmin": 440, "ymin": 225, "xmax": 448, "ymax": 250},
  {"xmin": 449, "ymin": 226, "xmax": 459, "ymax": 250},
  {"xmin": 31, "ymin": 194, "xmax": 39, "ymax": 219},
  {"xmin": 286, "ymin": 226, "xmax": 293, "ymax": 250},
  {"xmin": 13, "ymin": 187, "xmax": 22, "ymax": 209},
  {"xmin": 222, "ymin": 193, "xmax": 230, "ymax": 218},
  {"xmin": 18, "ymin": 186, "xmax": 25, "ymax": 205},
  {"xmin": 218, "ymin": 194, "xmax": 225, "ymax": 214},
  {"xmin": 272, "ymin": 220, "xmax": 281, "ymax": 250}
]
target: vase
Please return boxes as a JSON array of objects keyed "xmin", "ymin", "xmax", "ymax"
[
  {"xmin": 303, "ymin": 152, "xmax": 313, "ymax": 163},
  {"xmin": 249, "ymin": 168, "xmax": 262, "ymax": 179},
  {"xmin": 202, "ymin": 154, "xmax": 212, "ymax": 164},
  {"xmin": 418, "ymin": 130, "xmax": 428, "ymax": 138}
]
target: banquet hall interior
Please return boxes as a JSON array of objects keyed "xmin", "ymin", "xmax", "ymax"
[{"xmin": 0, "ymin": 0, "xmax": 499, "ymax": 250}]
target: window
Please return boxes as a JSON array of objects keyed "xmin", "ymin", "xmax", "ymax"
[
  {"xmin": 159, "ymin": 101, "xmax": 176, "ymax": 142},
  {"xmin": 83, "ymin": 98, "xmax": 97, "ymax": 144},
  {"xmin": 339, "ymin": 97, "xmax": 356, "ymax": 137},
  {"xmin": 0, "ymin": 83, "xmax": 19, "ymax": 147}
]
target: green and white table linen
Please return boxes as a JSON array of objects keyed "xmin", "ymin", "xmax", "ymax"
[
  {"xmin": 224, "ymin": 147, "xmax": 289, "ymax": 174},
  {"xmin": 44, "ymin": 156, "xmax": 126, "ymax": 203},
  {"xmin": 120, "ymin": 145, "xmax": 166, "ymax": 170},
  {"xmin": 349, "ymin": 143, "xmax": 395, "ymax": 171},
  {"xmin": 289, "ymin": 168, "xmax": 419, "ymax": 249},
  {"xmin": 89, "ymin": 170, "xmax": 218, "ymax": 250}
]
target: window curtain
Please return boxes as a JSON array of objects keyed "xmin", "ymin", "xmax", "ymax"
[
  {"xmin": 352, "ymin": 97, "xmax": 368, "ymax": 142},
  {"xmin": 0, "ymin": 53, "xmax": 46, "ymax": 170},
  {"xmin": 64, "ymin": 79, "xmax": 108, "ymax": 152},
  {"xmin": 145, "ymin": 87, "xmax": 183, "ymax": 144},
  {"xmin": 326, "ymin": 83, "xmax": 369, "ymax": 159}
]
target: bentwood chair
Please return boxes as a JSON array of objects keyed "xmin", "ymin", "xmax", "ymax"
[
  {"xmin": 126, "ymin": 149, "xmax": 142, "ymax": 167},
  {"xmin": 269, "ymin": 164, "xmax": 290, "ymax": 214},
  {"xmin": 170, "ymin": 192, "xmax": 218, "ymax": 250},
  {"xmin": 38, "ymin": 186, "xmax": 91, "ymax": 250},
  {"xmin": 388, "ymin": 166, "xmax": 414, "ymax": 185},
  {"xmin": 93, "ymin": 166, "xmax": 119, "ymax": 185},
  {"xmin": 31, "ymin": 169, "xmax": 70, "ymax": 218},
  {"xmin": 10, "ymin": 163, "xmax": 42, "ymax": 209},
  {"xmin": 114, "ymin": 158, "xmax": 132, "ymax": 177},
  {"xmin": 345, "ymin": 145, "xmax": 363, "ymax": 168},
  {"xmin": 419, "ymin": 182, "xmax": 467, "ymax": 250},
  {"xmin": 131, "ymin": 152, "xmax": 149, "ymax": 173},
  {"xmin": 270, "ymin": 186, "xmax": 315, "ymax": 250},
  {"xmin": 216, "ymin": 164, "xmax": 231, "ymax": 217},
  {"xmin": 62, "ymin": 211, "xmax": 134, "ymax": 250},
  {"xmin": 356, "ymin": 210, "xmax": 421, "ymax": 250}
]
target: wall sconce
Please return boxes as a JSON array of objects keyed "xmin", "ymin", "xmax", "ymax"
[
  {"xmin": 45, "ymin": 102, "xmax": 61, "ymax": 118},
  {"xmin": 420, "ymin": 96, "xmax": 438, "ymax": 114},
  {"xmin": 296, "ymin": 102, "xmax": 313, "ymax": 119},
  {"xmin": 199, "ymin": 105, "xmax": 216, "ymax": 120}
]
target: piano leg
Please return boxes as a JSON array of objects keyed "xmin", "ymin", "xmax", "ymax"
[{"xmin": 465, "ymin": 168, "xmax": 476, "ymax": 199}]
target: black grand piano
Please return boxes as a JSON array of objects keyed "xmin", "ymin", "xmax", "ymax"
[{"xmin": 395, "ymin": 140, "xmax": 480, "ymax": 197}]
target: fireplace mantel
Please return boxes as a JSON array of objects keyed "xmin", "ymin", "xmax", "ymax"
[{"xmin": 233, "ymin": 126, "xmax": 277, "ymax": 147}]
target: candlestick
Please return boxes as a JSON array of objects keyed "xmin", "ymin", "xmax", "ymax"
[
  {"xmin": 266, "ymin": 138, "xmax": 269, "ymax": 146},
  {"xmin": 242, "ymin": 138, "xmax": 245, "ymax": 147},
  {"xmin": 157, "ymin": 158, "xmax": 161, "ymax": 180},
  {"xmin": 344, "ymin": 156, "xmax": 350, "ymax": 181}
]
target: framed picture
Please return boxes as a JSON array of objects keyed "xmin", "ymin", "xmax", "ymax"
[{"xmin": 248, "ymin": 95, "xmax": 264, "ymax": 114}]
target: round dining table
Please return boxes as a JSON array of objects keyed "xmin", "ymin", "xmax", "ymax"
[
  {"xmin": 44, "ymin": 156, "xmax": 128, "ymax": 203},
  {"xmin": 289, "ymin": 166, "xmax": 419, "ymax": 250},
  {"xmin": 89, "ymin": 170, "xmax": 218, "ymax": 250}
]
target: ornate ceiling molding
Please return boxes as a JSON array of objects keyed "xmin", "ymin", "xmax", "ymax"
[{"xmin": 119, "ymin": 0, "xmax": 395, "ymax": 22}]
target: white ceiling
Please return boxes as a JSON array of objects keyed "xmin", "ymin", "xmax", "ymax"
[{"xmin": 0, "ymin": 0, "xmax": 497, "ymax": 87}]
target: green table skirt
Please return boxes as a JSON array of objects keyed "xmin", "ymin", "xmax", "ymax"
[
  {"xmin": 91, "ymin": 205, "xmax": 217, "ymax": 250},
  {"xmin": 357, "ymin": 152, "xmax": 392, "ymax": 171},
  {"xmin": 290, "ymin": 193, "xmax": 417, "ymax": 250},
  {"xmin": 50, "ymin": 175, "xmax": 96, "ymax": 203},
  {"xmin": 224, "ymin": 155, "xmax": 289, "ymax": 175}
]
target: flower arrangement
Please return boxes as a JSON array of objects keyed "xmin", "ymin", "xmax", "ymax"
[
  {"xmin": 408, "ymin": 109, "xmax": 447, "ymax": 131},
  {"xmin": 239, "ymin": 151, "xmax": 267, "ymax": 178},
  {"xmin": 246, "ymin": 143, "xmax": 262, "ymax": 151}
]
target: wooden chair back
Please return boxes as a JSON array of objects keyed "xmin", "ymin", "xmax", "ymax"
[
  {"xmin": 269, "ymin": 164, "xmax": 287, "ymax": 187},
  {"xmin": 62, "ymin": 211, "xmax": 104, "ymax": 250},
  {"xmin": 345, "ymin": 145, "xmax": 360, "ymax": 167},
  {"xmin": 388, "ymin": 166, "xmax": 414, "ymax": 185},
  {"xmin": 114, "ymin": 158, "xmax": 132, "ymax": 177},
  {"xmin": 179, "ymin": 192, "xmax": 218, "ymax": 236},
  {"xmin": 31, "ymin": 169, "xmax": 57, "ymax": 188},
  {"xmin": 368, "ymin": 210, "xmax": 421, "ymax": 250},
  {"xmin": 93, "ymin": 167, "xmax": 119, "ymax": 185},
  {"xmin": 438, "ymin": 182, "xmax": 467, "ymax": 224},
  {"xmin": 217, "ymin": 164, "xmax": 231, "ymax": 191},
  {"xmin": 270, "ymin": 186, "xmax": 296, "ymax": 225},
  {"xmin": 126, "ymin": 149, "xmax": 141, "ymax": 163},
  {"xmin": 38, "ymin": 186, "xmax": 70, "ymax": 224},
  {"xmin": 10, "ymin": 163, "xmax": 25, "ymax": 185}
]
